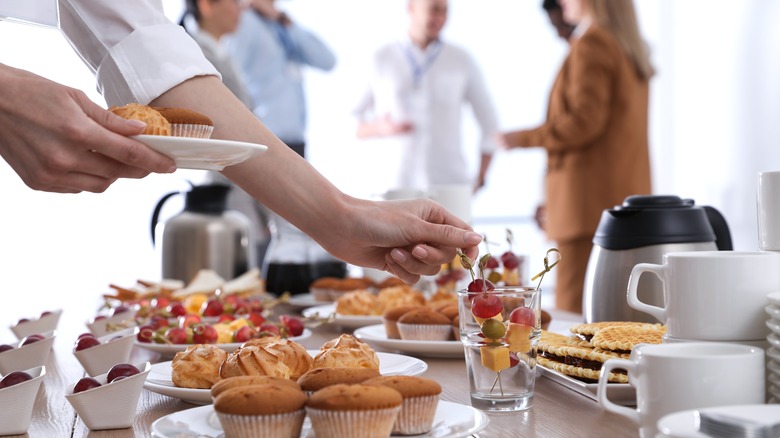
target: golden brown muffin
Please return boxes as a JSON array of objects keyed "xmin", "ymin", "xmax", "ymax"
[
  {"xmin": 363, "ymin": 376, "xmax": 442, "ymax": 435},
  {"xmin": 171, "ymin": 344, "xmax": 228, "ymax": 389},
  {"xmin": 376, "ymin": 277, "xmax": 406, "ymax": 289},
  {"xmin": 211, "ymin": 375, "xmax": 301, "ymax": 399},
  {"xmin": 109, "ymin": 103, "xmax": 170, "ymax": 136},
  {"xmin": 397, "ymin": 308, "xmax": 453, "ymax": 341},
  {"xmin": 297, "ymin": 367, "xmax": 381, "ymax": 393},
  {"xmin": 214, "ymin": 384, "xmax": 307, "ymax": 438},
  {"xmin": 313, "ymin": 335, "xmax": 380, "ymax": 370},
  {"xmin": 335, "ymin": 290, "xmax": 380, "ymax": 316},
  {"xmin": 382, "ymin": 305, "xmax": 424, "ymax": 339},
  {"xmin": 219, "ymin": 345, "xmax": 292, "ymax": 379},
  {"xmin": 306, "ymin": 384, "xmax": 403, "ymax": 438},
  {"xmin": 152, "ymin": 106, "xmax": 213, "ymax": 138},
  {"xmin": 437, "ymin": 304, "xmax": 460, "ymax": 321},
  {"xmin": 260, "ymin": 338, "xmax": 313, "ymax": 380},
  {"xmin": 376, "ymin": 286, "xmax": 425, "ymax": 312}
]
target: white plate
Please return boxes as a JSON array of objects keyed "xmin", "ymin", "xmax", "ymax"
[
  {"xmin": 143, "ymin": 350, "xmax": 428, "ymax": 405},
  {"xmin": 354, "ymin": 324, "xmax": 463, "ymax": 358},
  {"xmin": 287, "ymin": 293, "xmax": 330, "ymax": 309},
  {"xmin": 767, "ymin": 346, "xmax": 780, "ymax": 362},
  {"xmin": 302, "ymin": 304, "xmax": 382, "ymax": 330},
  {"xmin": 537, "ymin": 366, "xmax": 636, "ymax": 406},
  {"xmin": 657, "ymin": 404, "xmax": 780, "ymax": 438},
  {"xmin": 766, "ymin": 319, "xmax": 780, "ymax": 336},
  {"xmin": 133, "ymin": 135, "xmax": 267, "ymax": 170},
  {"xmin": 134, "ymin": 329, "xmax": 312, "ymax": 357},
  {"xmin": 766, "ymin": 304, "xmax": 780, "ymax": 320},
  {"xmin": 151, "ymin": 400, "xmax": 489, "ymax": 438},
  {"xmin": 768, "ymin": 332, "xmax": 780, "ymax": 348}
]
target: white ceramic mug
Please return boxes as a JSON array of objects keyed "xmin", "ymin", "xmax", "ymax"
[
  {"xmin": 758, "ymin": 171, "xmax": 780, "ymax": 250},
  {"xmin": 428, "ymin": 184, "xmax": 472, "ymax": 224},
  {"xmin": 598, "ymin": 342, "xmax": 765, "ymax": 438},
  {"xmin": 627, "ymin": 251, "xmax": 780, "ymax": 340}
]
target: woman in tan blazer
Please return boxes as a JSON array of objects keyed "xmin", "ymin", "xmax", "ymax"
[{"xmin": 501, "ymin": 0, "xmax": 654, "ymax": 313}]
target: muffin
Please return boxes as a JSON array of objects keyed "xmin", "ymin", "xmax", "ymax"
[
  {"xmin": 382, "ymin": 305, "xmax": 424, "ymax": 339},
  {"xmin": 153, "ymin": 106, "xmax": 214, "ymax": 138},
  {"xmin": 211, "ymin": 375, "xmax": 301, "ymax": 399},
  {"xmin": 335, "ymin": 290, "xmax": 380, "ymax": 316},
  {"xmin": 313, "ymin": 335, "xmax": 380, "ymax": 370},
  {"xmin": 437, "ymin": 304, "xmax": 459, "ymax": 321},
  {"xmin": 297, "ymin": 367, "xmax": 381, "ymax": 395},
  {"xmin": 171, "ymin": 344, "xmax": 228, "ymax": 389},
  {"xmin": 376, "ymin": 286, "xmax": 425, "ymax": 312},
  {"xmin": 108, "ymin": 103, "xmax": 170, "ymax": 136},
  {"xmin": 219, "ymin": 345, "xmax": 292, "ymax": 379},
  {"xmin": 306, "ymin": 384, "xmax": 403, "ymax": 438},
  {"xmin": 254, "ymin": 338, "xmax": 313, "ymax": 380},
  {"xmin": 376, "ymin": 277, "xmax": 406, "ymax": 289},
  {"xmin": 310, "ymin": 277, "xmax": 340, "ymax": 302},
  {"xmin": 397, "ymin": 308, "xmax": 453, "ymax": 341},
  {"xmin": 214, "ymin": 383, "xmax": 307, "ymax": 438},
  {"xmin": 329, "ymin": 277, "xmax": 376, "ymax": 301},
  {"xmin": 363, "ymin": 376, "xmax": 442, "ymax": 435}
]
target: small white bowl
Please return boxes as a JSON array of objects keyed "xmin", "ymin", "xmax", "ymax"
[
  {"xmin": 0, "ymin": 331, "xmax": 56, "ymax": 375},
  {"xmin": 65, "ymin": 361, "xmax": 151, "ymax": 431},
  {"xmin": 0, "ymin": 366, "xmax": 46, "ymax": 436},
  {"xmin": 9, "ymin": 309, "xmax": 62, "ymax": 340},
  {"xmin": 86, "ymin": 310, "xmax": 136, "ymax": 338},
  {"xmin": 73, "ymin": 327, "xmax": 139, "ymax": 377},
  {"xmin": 769, "ymin": 292, "xmax": 780, "ymax": 307}
]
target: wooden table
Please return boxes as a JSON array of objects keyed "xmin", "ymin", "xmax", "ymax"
[{"xmin": 12, "ymin": 302, "xmax": 639, "ymax": 437}]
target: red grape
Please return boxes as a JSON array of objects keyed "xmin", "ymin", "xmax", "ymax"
[
  {"xmin": 21, "ymin": 334, "xmax": 44, "ymax": 346},
  {"xmin": 258, "ymin": 323, "xmax": 281, "ymax": 337},
  {"xmin": 107, "ymin": 363, "xmax": 140, "ymax": 383},
  {"xmin": 0, "ymin": 371, "xmax": 32, "ymax": 389},
  {"xmin": 201, "ymin": 299, "xmax": 224, "ymax": 317},
  {"xmin": 218, "ymin": 314, "xmax": 236, "ymax": 324},
  {"xmin": 165, "ymin": 327, "xmax": 188, "ymax": 344},
  {"xmin": 0, "ymin": 344, "xmax": 15, "ymax": 353},
  {"xmin": 74, "ymin": 336, "xmax": 101, "ymax": 352},
  {"xmin": 192, "ymin": 324, "xmax": 218, "ymax": 344},
  {"xmin": 247, "ymin": 312, "xmax": 266, "ymax": 328},
  {"xmin": 509, "ymin": 307, "xmax": 536, "ymax": 326},
  {"xmin": 501, "ymin": 251, "xmax": 520, "ymax": 270},
  {"xmin": 136, "ymin": 325, "xmax": 155, "ymax": 343},
  {"xmin": 16, "ymin": 318, "xmax": 29, "ymax": 325},
  {"xmin": 40, "ymin": 311, "xmax": 53, "ymax": 318},
  {"xmin": 471, "ymin": 293, "xmax": 502, "ymax": 319},
  {"xmin": 233, "ymin": 325, "xmax": 257, "ymax": 343},
  {"xmin": 279, "ymin": 315, "xmax": 304, "ymax": 337},
  {"xmin": 73, "ymin": 377, "xmax": 101, "ymax": 393},
  {"xmin": 168, "ymin": 303, "xmax": 187, "ymax": 317},
  {"xmin": 110, "ymin": 305, "xmax": 131, "ymax": 317},
  {"xmin": 152, "ymin": 296, "xmax": 170, "ymax": 309},
  {"xmin": 77, "ymin": 333, "xmax": 96, "ymax": 340},
  {"xmin": 149, "ymin": 316, "xmax": 169, "ymax": 330},
  {"xmin": 178, "ymin": 314, "xmax": 201, "ymax": 329},
  {"xmin": 485, "ymin": 257, "xmax": 500, "ymax": 270},
  {"xmin": 467, "ymin": 279, "xmax": 495, "ymax": 293},
  {"xmin": 509, "ymin": 352, "xmax": 520, "ymax": 368}
]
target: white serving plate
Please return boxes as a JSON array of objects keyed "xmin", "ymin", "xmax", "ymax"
[
  {"xmin": 537, "ymin": 366, "xmax": 636, "ymax": 406},
  {"xmin": 151, "ymin": 400, "xmax": 488, "ymax": 438},
  {"xmin": 133, "ymin": 135, "xmax": 267, "ymax": 170},
  {"xmin": 767, "ymin": 332, "xmax": 780, "ymax": 348},
  {"xmin": 287, "ymin": 293, "xmax": 330, "ymax": 309},
  {"xmin": 302, "ymin": 304, "xmax": 382, "ymax": 330},
  {"xmin": 657, "ymin": 404, "xmax": 780, "ymax": 438},
  {"xmin": 10, "ymin": 309, "xmax": 62, "ymax": 340},
  {"xmin": 353, "ymin": 324, "xmax": 462, "ymax": 358},
  {"xmin": 143, "ymin": 350, "xmax": 428, "ymax": 405},
  {"xmin": 134, "ymin": 329, "xmax": 312, "ymax": 357}
]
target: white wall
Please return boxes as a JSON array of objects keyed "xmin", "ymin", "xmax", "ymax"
[{"xmin": 1, "ymin": 1, "xmax": 778, "ymax": 316}]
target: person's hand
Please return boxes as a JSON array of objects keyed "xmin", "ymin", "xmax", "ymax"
[
  {"xmin": 0, "ymin": 65, "xmax": 175, "ymax": 193},
  {"xmin": 495, "ymin": 132, "xmax": 512, "ymax": 149},
  {"xmin": 375, "ymin": 114, "xmax": 414, "ymax": 136},
  {"xmin": 318, "ymin": 197, "xmax": 482, "ymax": 284}
]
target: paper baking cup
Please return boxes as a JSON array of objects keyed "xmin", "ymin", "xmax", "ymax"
[
  {"xmin": 394, "ymin": 395, "xmax": 440, "ymax": 435},
  {"xmin": 170, "ymin": 124, "xmax": 213, "ymax": 139},
  {"xmin": 397, "ymin": 323, "xmax": 453, "ymax": 341},
  {"xmin": 216, "ymin": 409, "xmax": 305, "ymax": 438},
  {"xmin": 306, "ymin": 406, "xmax": 400, "ymax": 438}
]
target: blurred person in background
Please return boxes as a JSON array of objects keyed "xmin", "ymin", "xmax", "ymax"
[
  {"xmin": 224, "ymin": 0, "xmax": 344, "ymax": 294},
  {"xmin": 499, "ymin": 0, "xmax": 654, "ymax": 313},
  {"xmin": 180, "ymin": 0, "xmax": 273, "ymax": 269},
  {"xmin": 353, "ymin": 0, "xmax": 499, "ymax": 198}
]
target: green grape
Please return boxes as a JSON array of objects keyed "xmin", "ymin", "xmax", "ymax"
[{"xmin": 481, "ymin": 318, "xmax": 507, "ymax": 340}]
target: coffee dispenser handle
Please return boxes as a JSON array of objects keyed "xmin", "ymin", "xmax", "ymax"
[
  {"xmin": 702, "ymin": 206, "xmax": 733, "ymax": 250},
  {"xmin": 150, "ymin": 191, "xmax": 180, "ymax": 246},
  {"xmin": 626, "ymin": 263, "xmax": 667, "ymax": 323},
  {"xmin": 597, "ymin": 359, "xmax": 639, "ymax": 423}
]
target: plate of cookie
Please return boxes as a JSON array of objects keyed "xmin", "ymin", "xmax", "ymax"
[
  {"xmin": 133, "ymin": 135, "xmax": 268, "ymax": 171},
  {"xmin": 144, "ymin": 350, "xmax": 428, "ymax": 405},
  {"xmin": 302, "ymin": 304, "xmax": 383, "ymax": 330},
  {"xmin": 536, "ymin": 321, "xmax": 666, "ymax": 406},
  {"xmin": 354, "ymin": 324, "xmax": 463, "ymax": 358}
]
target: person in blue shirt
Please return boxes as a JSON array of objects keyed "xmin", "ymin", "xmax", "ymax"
[{"xmin": 226, "ymin": 0, "xmax": 335, "ymax": 158}]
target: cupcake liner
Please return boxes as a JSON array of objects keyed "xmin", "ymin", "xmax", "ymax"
[
  {"xmin": 306, "ymin": 406, "xmax": 400, "ymax": 438},
  {"xmin": 394, "ymin": 395, "xmax": 440, "ymax": 435},
  {"xmin": 397, "ymin": 323, "xmax": 453, "ymax": 341},
  {"xmin": 310, "ymin": 288, "xmax": 333, "ymax": 302},
  {"xmin": 170, "ymin": 123, "xmax": 213, "ymax": 139},
  {"xmin": 216, "ymin": 409, "xmax": 305, "ymax": 438}
]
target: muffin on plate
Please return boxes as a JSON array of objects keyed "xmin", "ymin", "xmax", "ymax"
[
  {"xmin": 313, "ymin": 335, "xmax": 379, "ymax": 370},
  {"xmin": 363, "ymin": 375, "xmax": 442, "ymax": 435},
  {"xmin": 171, "ymin": 344, "xmax": 227, "ymax": 389},
  {"xmin": 382, "ymin": 305, "xmax": 424, "ymax": 340},
  {"xmin": 297, "ymin": 367, "xmax": 380, "ymax": 395},
  {"xmin": 108, "ymin": 103, "xmax": 170, "ymax": 136},
  {"xmin": 153, "ymin": 106, "xmax": 214, "ymax": 139},
  {"xmin": 306, "ymin": 383, "xmax": 402, "ymax": 438},
  {"xmin": 397, "ymin": 308, "xmax": 453, "ymax": 341},
  {"xmin": 214, "ymin": 383, "xmax": 307, "ymax": 438},
  {"xmin": 210, "ymin": 375, "xmax": 301, "ymax": 399}
]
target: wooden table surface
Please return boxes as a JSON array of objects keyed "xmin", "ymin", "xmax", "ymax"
[{"xmin": 9, "ymin": 301, "xmax": 640, "ymax": 438}]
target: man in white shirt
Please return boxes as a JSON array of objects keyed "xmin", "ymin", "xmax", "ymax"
[
  {"xmin": 354, "ymin": 0, "xmax": 499, "ymax": 195},
  {"xmin": 0, "ymin": 0, "xmax": 484, "ymax": 283}
]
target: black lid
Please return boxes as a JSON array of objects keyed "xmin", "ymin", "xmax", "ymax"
[
  {"xmin": 593, "ymin": 195, "xmax": 717, "ymax": 250},
  {"xmin": 184, "ymin": 184, "xmax": 231, "ymax": 214}
]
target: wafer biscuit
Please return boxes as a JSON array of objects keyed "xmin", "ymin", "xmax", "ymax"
[
  {"xmin": 569, "ymin": 321, "xmax": 664, "ymax": 337},
  {"xmin": 537, "ymin": 330, "xmax": 630, "ymax": 383},
  {"xmin": 591, "ymin": 325, "xmax": 665, "ymax": 352},
  {"xmin": 538, "ymin": 357, "xmax": 629, "ymax": 383}
]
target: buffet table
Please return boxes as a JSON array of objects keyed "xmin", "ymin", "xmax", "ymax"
[{"xmin": 12, "ymin": 303, "xmax": 639, "ymax": 437}]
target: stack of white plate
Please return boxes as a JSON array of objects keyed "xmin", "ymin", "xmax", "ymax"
[{"xmin": 766, "ymin": 292, "xmax": 780, "ymax": 403}]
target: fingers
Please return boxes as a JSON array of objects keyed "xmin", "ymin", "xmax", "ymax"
[
  {"xmin": 389, "ymin": 248, "xmax": 441, "ymax": 277},
  {"xmin": 384, "ymin": 253, "xmax": 421, "ymax": 285}
]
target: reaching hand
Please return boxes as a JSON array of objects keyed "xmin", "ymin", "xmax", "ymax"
[
  {"xmin": 0, "ymin": 65, "xmax": 175, "ymax": 193},
  {"xmin": 317, "ymin": 196, "xmax": 482, "ymax": 284}
]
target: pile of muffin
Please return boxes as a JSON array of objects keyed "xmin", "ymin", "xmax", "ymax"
[
  {"xmin": 383, "ymin": 303, "xmax": 460, "ymax": 342},
  {"xmin": 310, "ymin": 276, "xmax": 407, "ymax": 302}
]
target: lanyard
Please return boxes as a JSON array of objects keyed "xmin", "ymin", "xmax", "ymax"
[{"xmin": 402, "ymin": 40, "xmax": 443, "ymax": 87}]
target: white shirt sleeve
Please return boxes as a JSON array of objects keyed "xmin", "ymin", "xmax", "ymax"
[{"xmin": 57, "ymin": 0, "xmax": 220, "ymax": 106}]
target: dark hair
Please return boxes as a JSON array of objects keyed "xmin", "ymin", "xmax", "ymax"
[
  {"xmin": 542, "ymin": 0, "xmax": 562, "ymax": 12},
  {"xmin": 179, "ymin": 0, "xmax": 201, "ymax": 27}
]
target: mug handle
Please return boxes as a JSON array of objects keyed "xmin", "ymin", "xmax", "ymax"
[
  {"xmin": 626, "ymin": 263, "xmax": 667, "ymax": 323},
  {"xmin": 597, "ymin": 358, "xmax": 638, "ymax": 423}
]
